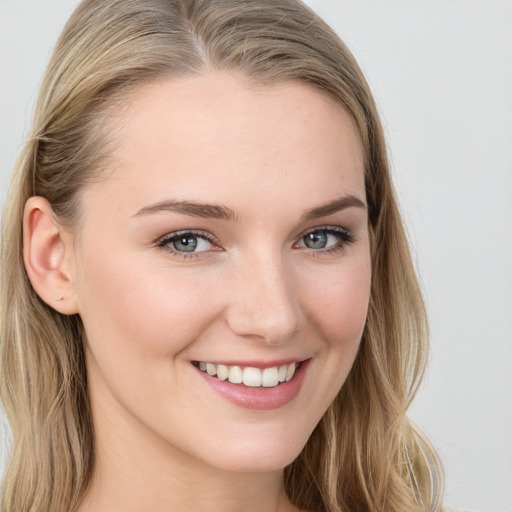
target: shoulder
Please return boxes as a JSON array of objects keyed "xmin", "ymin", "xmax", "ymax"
[{"xmin": 443, "ymin": 506, "xmax": 477, "ymax": 512}]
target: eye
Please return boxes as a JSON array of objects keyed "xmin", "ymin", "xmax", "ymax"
[
  {"xmin": 295, "ymin": 227, "xmax": 355, "ymax": 252},
  {"xmin": 157, "ymin": 230, "xmax": 218, "ymax": 255}
]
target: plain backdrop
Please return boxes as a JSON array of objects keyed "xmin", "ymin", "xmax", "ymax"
[{"xmin": 1, "ymin": 1, "xmax": 511, "ymax": 511}]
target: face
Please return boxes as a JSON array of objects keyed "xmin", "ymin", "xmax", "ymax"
[{"xmin": 71, "ymin": 72, "xmax": 371, "ymax": 474}]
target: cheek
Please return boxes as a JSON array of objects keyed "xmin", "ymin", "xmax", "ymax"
[
  {"xmin": 301, "ymin": 254, "xmax": 371, "ymax": 405},
  {"xmin": 75, "ymin": 247, "xmax": 223, "ymax": 364},
  {"xmin": 302, "ymin": 256, "xmax": 371, "ymax": 346}
]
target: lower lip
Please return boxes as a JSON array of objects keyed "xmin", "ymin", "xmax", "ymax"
[{"xmin": 195, "ymin": 361, "xmax": 310, "ymax": 411}]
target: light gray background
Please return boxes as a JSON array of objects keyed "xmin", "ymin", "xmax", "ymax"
[{"xmin": 1, "ymin": 1, "xmax": 511, "ymax": 511}]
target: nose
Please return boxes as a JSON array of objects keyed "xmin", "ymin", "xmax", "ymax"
[{"xmin": 225, "ymin": 252, "xmax": 305, "ymax": 345}]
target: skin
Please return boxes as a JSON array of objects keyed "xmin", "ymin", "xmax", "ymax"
[{"xmin": 26, "ymin": 72, "xmax": 372, "ymax": 512}]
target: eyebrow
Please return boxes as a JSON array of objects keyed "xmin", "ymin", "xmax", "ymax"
[
  {"xmin": 134, "ymin": 194, "xmax": 366, "ymax": 221},
  {"xmin": 300, "ymin": 194, "xmax": 366, "ymax": 222},
  {"xmin": 134, "ymin": 199, "xmax": 236, "ymax": 220}
]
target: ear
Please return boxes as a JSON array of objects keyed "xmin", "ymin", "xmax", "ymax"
[{"xmin": 23, "ymin": 197, "xmax": 79, "ymax": 315}]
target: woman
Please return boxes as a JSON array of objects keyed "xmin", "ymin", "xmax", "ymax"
[{"xmin": 0, "ymin": 0, "xmax": 444, "ymax": 511}]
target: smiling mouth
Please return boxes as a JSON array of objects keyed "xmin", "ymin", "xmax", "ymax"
[{"xmin": 192, "ymin": 361, "xmax": 302, "ymax": 388}]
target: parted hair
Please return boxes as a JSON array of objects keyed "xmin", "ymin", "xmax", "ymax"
[{"xmin": 0, "ymin": 1, "xmax": 443, "ymax": 511}]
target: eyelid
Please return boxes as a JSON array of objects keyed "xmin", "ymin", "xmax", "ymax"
[
  {"xmin": 156, "ymin": 229, "xmax": 218, "ymax": 244},
  {"xmin": 301, "ymin": 224, "xmax": 352, "ymax": 236},
  {"xmin": 300, "ymin": 225, "xmax": 354, "ymax": 239}
]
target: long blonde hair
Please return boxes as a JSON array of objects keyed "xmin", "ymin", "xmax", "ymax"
[{"xmin": 0, "ymin": 1, "xmax": 443, "ymax": 511}]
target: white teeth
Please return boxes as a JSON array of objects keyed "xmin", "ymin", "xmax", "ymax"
[
  {"xmin": 196, "ymin": 361, "xmax": 300, "ymax": 388},
  {"xmin": 262, "ymin": 367, "xmax": 279, "ymax": 387},
  {"xmin": 228, "ymin": 365, "xmax": 243, "ymax": 384},
  {"xmin": 216, "ymin": 364, "xmax": 229, "ymax": 381},
  {"xmin": 286, "ymin": 362, "xmax": 296, "ymax": 382},
  {"xmin": 243, "ymin": 367, "xmax": 262, "ymax": 387}
]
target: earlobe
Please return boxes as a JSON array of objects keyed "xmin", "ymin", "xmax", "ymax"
[{"xmin": 23, "ymin": 197, "xmax": 79, "ymax": 314}]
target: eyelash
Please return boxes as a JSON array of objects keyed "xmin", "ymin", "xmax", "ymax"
[
  {"xmin": 295, "ymin": 226, "xmax": 356, "ymax": 255},
  {"xmin": 156, "ymin": 226, "xmax": 356, "ymax": 260},
  {"xmin": 156, "ymin": 230, "xmax": 220, "ymax": 261}
]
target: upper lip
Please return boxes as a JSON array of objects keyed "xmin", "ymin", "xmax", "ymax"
[{"xmin": 192, "ymin": 357, "xmax": 310, "ymax": 369}]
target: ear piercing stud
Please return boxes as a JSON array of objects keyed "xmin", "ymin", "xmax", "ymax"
[{"xmin": 56, "ymin": 296, "xmax": 64, "ymax": 301}]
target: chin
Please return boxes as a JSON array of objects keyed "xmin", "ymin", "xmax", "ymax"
[{"xmin": 196, "ymin": 428, "xmax": 311, "ymax": 474}]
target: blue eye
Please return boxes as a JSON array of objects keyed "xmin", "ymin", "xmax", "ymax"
[
  {"xmin": 303, "ymin": 231, "xmax": 329, "ymax": 249},
  {"xmin": 158, "ymin": 231, "xmax": 215, "ymax": 254},
  {"xmin": 297, "ymin": 227, "xmax": 355, "ymax": 251}
]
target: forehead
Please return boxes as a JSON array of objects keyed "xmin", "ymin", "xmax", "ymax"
[{"xmin": 85, "ymin": 72, "xmax": 365, "ymax": 217}]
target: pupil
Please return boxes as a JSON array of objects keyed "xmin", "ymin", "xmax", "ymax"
[
  {"xmin": 173, "ymin": 235, "xmax": 198, "ymax": 252},
  {"xmin": 305, "ymin": 231, "xmax": 327, "ymax": 249}
]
